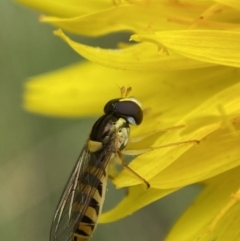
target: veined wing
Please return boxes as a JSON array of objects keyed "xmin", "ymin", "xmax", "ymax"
[{"xmin": 50, "ymin": 140, "xmax": 115, "ymax": 241}]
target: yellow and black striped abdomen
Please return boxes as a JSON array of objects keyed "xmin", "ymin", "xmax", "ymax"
[{"xmin": 73, "ymin": 162, "xmax": 109, "ymax": 241}]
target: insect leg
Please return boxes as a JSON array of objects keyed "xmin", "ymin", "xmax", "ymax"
[
  {"xmin": 116, "ymin": 151, "xmax": 150, "ymax": 188},
  {"xmin": 122, "ymin": 139, "xmax": 200, "ymax": 156},
  {"xmin": 129, "ymin": 125, "xmax": 185, "ymax": 143}
]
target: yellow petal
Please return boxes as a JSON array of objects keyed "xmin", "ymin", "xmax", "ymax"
[
  {"xmin": 24, "ymin": 61, "xmax": 237, "ymax": 121},
  {"xmin": 131, "ymin": 30, "xmax": 240, "ymax": 68},
  {"xmin": 40, "ymin": 3, "xmax": 206, "ymax": 36},
  {"xmin": 114, "ymin": 77, "xmax": 240, "ymax": 188},
  {"xmin": 16, "ymin": 0, "xmax": 114, "ymax": 18},
  {"xmin": 150, "ymin": 120, "xmax": 240, "ymax": 189},
  {"xmin": 41, "ymin": 5, "xmax": 160, "ymax": 36},
  {"xmin": 165, "ymin": 166, "xmax": 240, "ymax": 241},
  {"xmin": 22, "ymin": 0, "xmax": 240, "ymax": 33},
  {"xmin": 216, "ymin": 0, "xmax": 240, "ymax": 10},
  {"xmin": 23, "ymin": 61, "xmax": 161, "ymax": 117},
  {"xmin": 100, "ymin": 185, "xmax": 177, "ymax": 223},
  {"xmin": 54, "ymin": 29, "xmax": 215, "ymax": 70}
]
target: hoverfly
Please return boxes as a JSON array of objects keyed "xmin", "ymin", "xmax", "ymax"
[{"xmin": 50, "ymin": 87, "xmax": 149, "ymax": 241}]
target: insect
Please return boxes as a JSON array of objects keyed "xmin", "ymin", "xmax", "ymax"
[{"xmin": 50, "ymin": 87, "xmax": 148, "ymax": 241}]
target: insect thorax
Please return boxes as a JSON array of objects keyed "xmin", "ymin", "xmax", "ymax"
[
  {"xmin": 114, "ymin": 118, "xmax": 130, "ymax": 151},
  {"xmin": 88, "ymin": 113, "xmax": 130, "ymax": 153}
]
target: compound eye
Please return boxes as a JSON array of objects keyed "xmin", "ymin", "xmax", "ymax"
[
  {"xmin": 115, "ymin": 100, "xmax": 143, "ymax": 125},
  {"xmin": 104, "ymin": 98, "xmax": 143, "ymax": 125},
  {"xmin": 104, "ymin": 98, "xmax": 121, "ymax": 114}
]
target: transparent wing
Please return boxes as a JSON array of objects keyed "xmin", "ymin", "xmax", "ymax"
[{"xmin": 50, "ymin": 141, "xmax": 115, "ymax": 241}]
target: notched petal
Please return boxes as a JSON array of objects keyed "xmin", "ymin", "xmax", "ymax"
[
  {"xmin": 131, "ymin": 30, "xmax": 240, "ymax": 68},
  {"xmin": 54, "ymin": 29, "xmax": 215, "ymax": 70}
]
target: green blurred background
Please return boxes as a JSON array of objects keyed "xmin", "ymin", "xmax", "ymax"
[{"xmin": 0, "ymin": 1, "xmax": 200, "ymax": 241}]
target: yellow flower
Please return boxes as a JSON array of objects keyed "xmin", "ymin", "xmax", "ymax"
[{"xmin": 17, "ymin": 0, "xmax": 240, "ymax": 240}]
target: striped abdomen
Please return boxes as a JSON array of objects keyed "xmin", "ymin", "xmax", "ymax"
[{"xmin": 73, "ymin": 162, "xmax": 109, "ymax": 241}]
